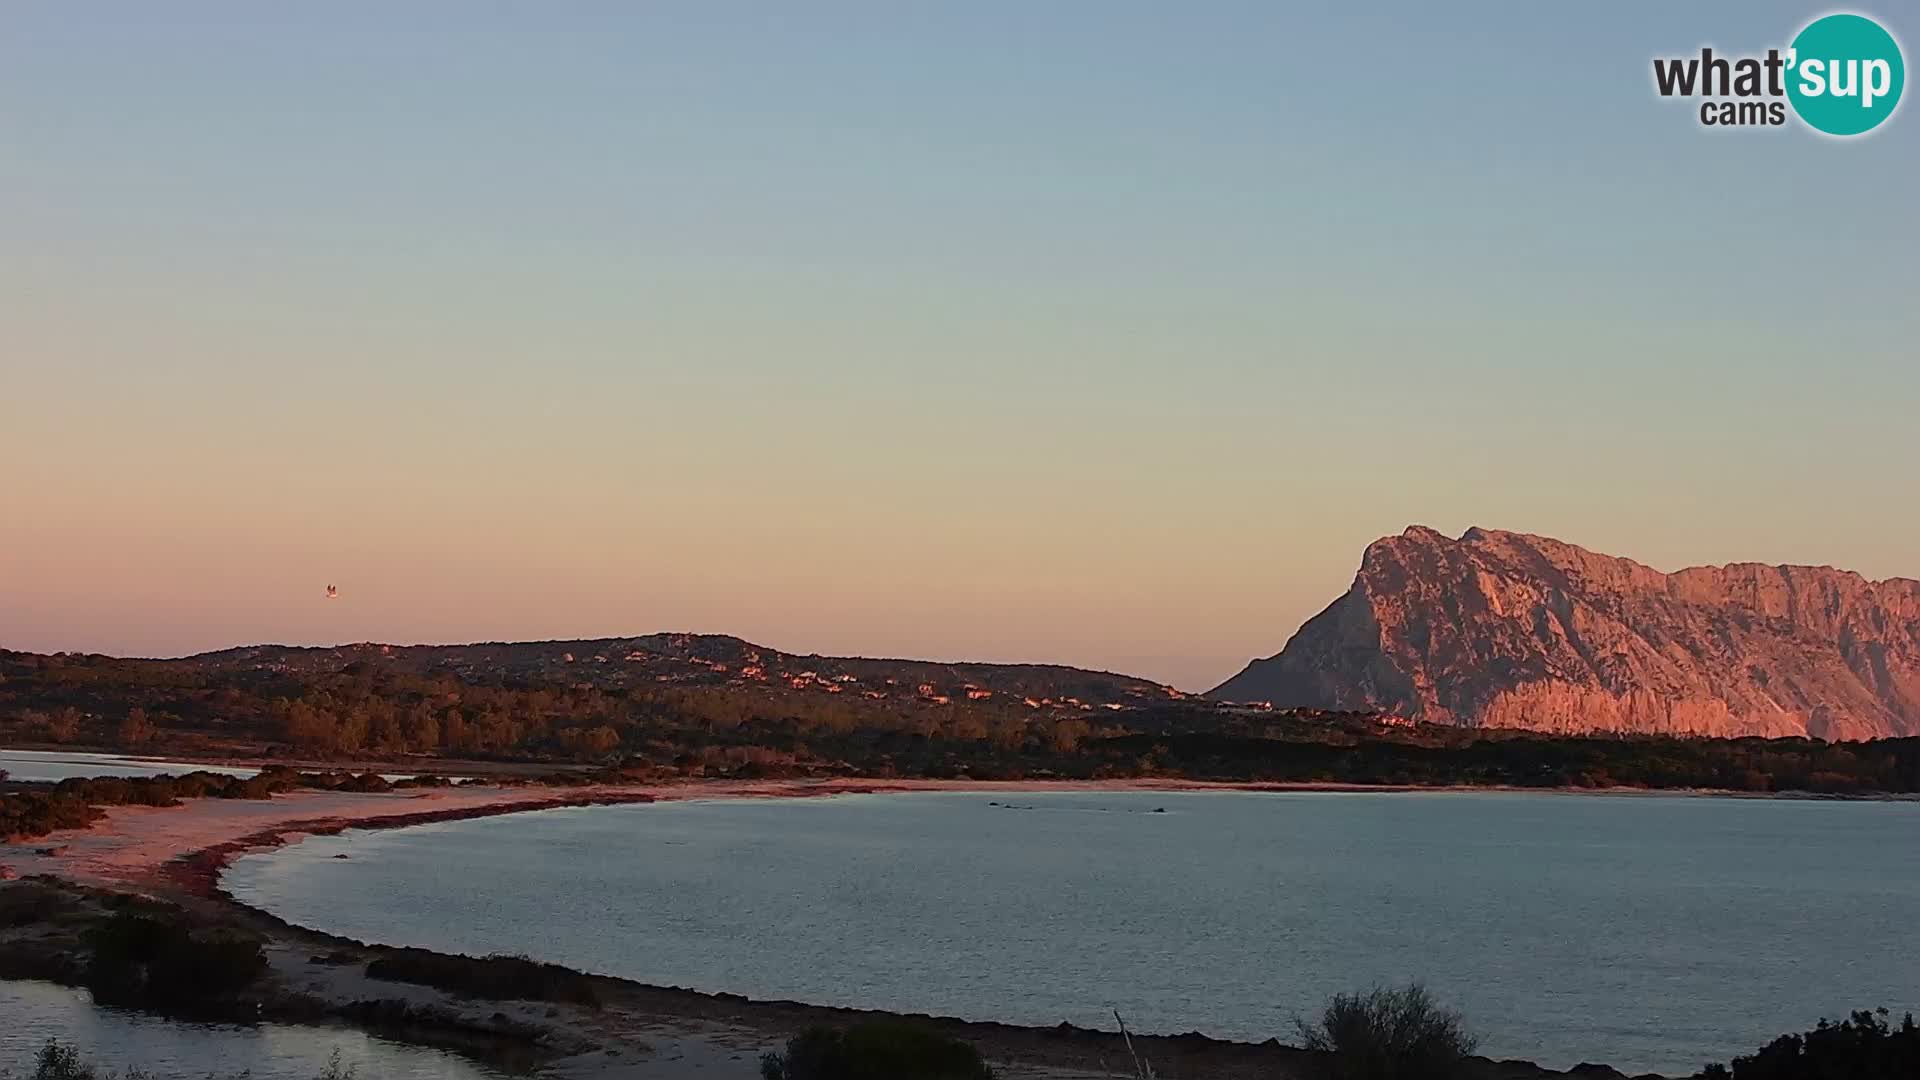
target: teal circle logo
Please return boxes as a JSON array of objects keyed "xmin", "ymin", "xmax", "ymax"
[{"xmin": 1786, "ymin": 13, "xmax": 1905, "ymax": 136}]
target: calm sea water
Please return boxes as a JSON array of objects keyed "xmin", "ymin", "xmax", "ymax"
[
  {"xmin": 0, "ymin": 980, "xmax": 498, "ymax": 1080},
  {"xmin": 223, "ymin": 790, "xmax": 1920, "ymax": 1077}
]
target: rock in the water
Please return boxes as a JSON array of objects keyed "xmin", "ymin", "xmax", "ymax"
[{"xmin": 1212, "ymin": 526, "xmax": 1920, "ymax": 739}]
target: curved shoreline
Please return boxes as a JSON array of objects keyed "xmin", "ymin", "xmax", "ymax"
[
  {"xmin": 180, "ymin": 781, "xmax": 1670, "ymax": 1080},
  {"xmin": 3, "ymin": 778, "xmax": 1769, "ymax": 1079}
]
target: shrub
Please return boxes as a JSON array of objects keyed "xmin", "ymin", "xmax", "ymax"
[
  {"xmin": 1296, "ymin": 984, "xmax": 1478, "ymax": 1080},
  {"xmin": 334, "ymin": 773, "xmax": 392, "ymax": 793},
  {"xmin": 0, "ymin": 792, "xmax": 107, "ymax": 842},
  {"xmin": 759, "ymin": 1022, "xmax": 995, "ymax": 1080},
  {"xmin": 364, "ymin": 948, "xmax": 600, "ymax": 1007},
  {"xmin": 1700, "ymin": 1008, "xmax": 1920, "ymax": 1079},
  {"xmin": 84, "ymin": 912, "xmax": 266, "ymax": 1007},
  {"xmin": 31, "ymin": 1039, "xmax": 94, "ymax": 1080},
  {"xmin": 218, "ymin": 775, "xmax": 278, "ymax": 800}
]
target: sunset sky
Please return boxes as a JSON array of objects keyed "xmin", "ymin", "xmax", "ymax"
[{"xmin": 3, "ymin": 3, "xmax": 1915, "ymax": 690}]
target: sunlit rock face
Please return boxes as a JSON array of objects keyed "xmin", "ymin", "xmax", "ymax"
[{"xmin": 1212, "ymin": 526, "xmax": 1920, "ymax": 739}]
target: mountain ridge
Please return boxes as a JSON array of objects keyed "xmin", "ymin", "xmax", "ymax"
[{"xmin": 1211, "ymin": 526, "xmax": 1920, "ymax": 739}]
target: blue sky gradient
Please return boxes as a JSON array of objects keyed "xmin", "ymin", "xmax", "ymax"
[{"xmin": 3, "ymin": 3, "xmax": 1914, "ymax": 688}]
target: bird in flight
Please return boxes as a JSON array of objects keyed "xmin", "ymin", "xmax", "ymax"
[{"xmin": 325, "ymin": 584, "xmax": 339, "ymax": 599}]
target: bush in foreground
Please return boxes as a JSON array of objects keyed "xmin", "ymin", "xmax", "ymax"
[
  {"xmin": 760, "ymin": 1022, "xmax": 996, "ymax": 1080},
  {"xmin": 1296, "ymin": 983, "xmax": 1478, "ymax": 1080},
  {"xmin": 1699, "ymin": 1008, "xmax": 1920, "ymax": 1079},
  {"xmin": 25, "ymin": 1040, "xmax": 93, "ymax": 1080},
  {"xmin": 83, "ymin": 911, "xmax": 266, "ymax": 1007}
]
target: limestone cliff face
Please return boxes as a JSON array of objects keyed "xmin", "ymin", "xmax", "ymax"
[{"xmin": 1211, "ymin": 527, "xmax": 1920, "ymax": 739}]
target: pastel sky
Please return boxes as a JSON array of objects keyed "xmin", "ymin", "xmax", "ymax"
[{"xmin": 3, "ymin": 3, "xmax": 1915, "ymax": 690}]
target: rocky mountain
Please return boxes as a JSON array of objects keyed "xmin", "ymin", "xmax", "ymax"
[{"xmin": 1211, "ymin": 527, "xmax": 1920, "ymax": 740}]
